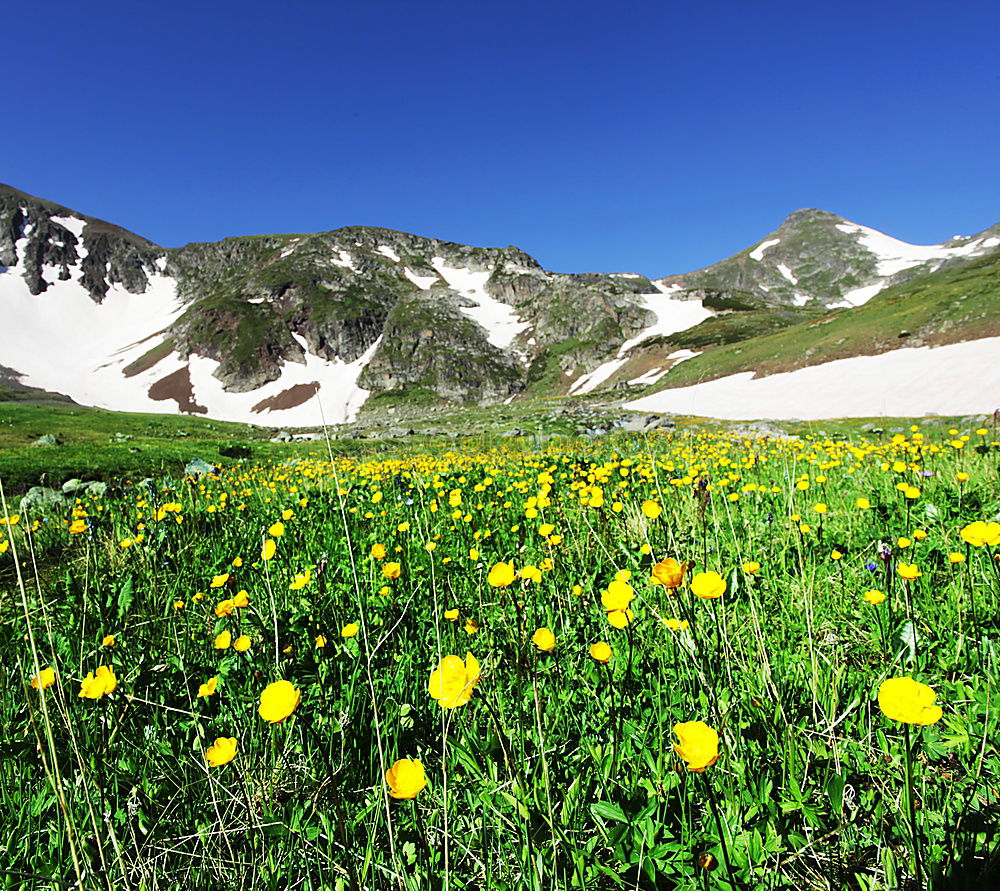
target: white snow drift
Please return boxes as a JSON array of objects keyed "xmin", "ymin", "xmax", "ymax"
[{"xmin": 625, "ymin": 338, "xmax": 1000, "ymax": 420}]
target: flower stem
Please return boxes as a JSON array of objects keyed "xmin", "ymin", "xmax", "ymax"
[{"xmin": 903, "ymin": 723, "xmax": 923, "ymax": 888}]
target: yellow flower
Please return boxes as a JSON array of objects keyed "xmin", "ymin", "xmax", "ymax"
[
  {"xmin": 215, "ymin": 599, "xmax": 235, "ymax": 617},
  {"xmin": 487, "ymin": 561, "xmax": 517, "ymax": 587},
  {"xmin": 234, "ymin": 590, "xmax": 250, "ymax": 607},
  {"xmin": 812, "ymin": 503, "xmax": 827, "ymax": 514},
  {"xmin": 232, "ymin": 556, "xmax": 243, "ymax": 567},
  {"xmin": 102, "ymin": 634, "xmax": 116, "ymax": 647},
  {"xmin": 520, "ymin": 564, "xmax": 542, "ymax": 583},
  {"xmin": 261, "ymin": 539, "xmax": 276, "ymax": 561},
  {"xmin": 197, "ymin": 677, "xmax": 218, "ymax": 698},
  {"xmin": 79, "ymin": 665, "xmax": 117, "ymax": 699},
  {"xmin": 691, "ymin": 571, "xmax": 726, "ymax": 600},
  {"xmin": 956, "ymin": 472, "xmax": 969, "ymax": 482},
  {"xmin": 315, "ymin": 634, "xmax": 327, "ymax": 648},
  {"xmin": 234, "ymin": 635, "xmax": 252, "ymax": 652},
  {"xmin": 912, "ymin": 529, "xmax": 928, "ymax": 541},
  {"xmin": 831, "ymin": 550, "xmax": 843, "ymax": 561},
  {"xmin": 464, "ymin": 618, "xmax": 480, "ymax": 634},
  {"xmin": 268, "ymin": 521, "xmax": 285, "ymax": 537},
  {"xmin": 602, "ymin": 578, "xmax": 634, "ymax": 611},
  {"xmin": 378, "ymin": 585, "xmax": 391, "ymax": 597},
  {"xmin": 371, "ymin": 543, "xmax": 387, "ymax": 560},
  {"xmin": 282, "ymin": 509, "xmax": 294, "ymax": 521},
  {"xmin": 960, "ymin": 521, "xmax": 1000, "ymax": 548},
  {"xmin": 174, "ymin": 600, "xmax": 185, "ymax": 610},
  {"xmin": 607, "ymin": 608, "xmax": 633, "ymax": 629},
  {"xmin": 289, "ymin": 570, "xmax": 311, "ymax": 590},
  {"xmin": 741, "ymin": 561, "xmax": 761, "ymax": 575},
  {"xmin": 673, "ymin": 721, "xmax": 719, "ymax": 772},
  {"xmin": 532, "ymin": 627, "xmax": 556, "ymax": 652},
  {"xmin": 877, "ymin": 677, "xmax": 942, "ymax": 725},
  {"xmin": 641, "ymin": 500, "xmax": 662, "ymax": 519},
  {"xmin": 855, "ymin": 497, "xmax": 871, "ymax": 509},
  {"xmin": 896, "ymin": 563, "xmax": 922, "ymax": 581},
  {"xmin": 30, "ymin": 667, "xmax": 56, "ymax": 690},
  {"xmin": 897, "ymin": 537, "xmax": 911, "ymax": 549},
  {"xmin": 386, "ymin": 758, "xmax": 428, "ymax": 799},
  {"xmin": 538, "ymin": 523, "xmax": 556, "ymax": 536},
  {"xmin": 948, "ymin": 552, "xmax": 966, "ymax": 564},
  {"xmin": 214, "ymin": 630, "xmax": 232, "ymax": 649},
  {"xmin": 662, "ymin": 618, "xmax": 689, "ymax": 632},
  {"xmin": 651, "ymin": 558, "xmax": 684, "ymax": 588},
  {"xmin": 382, "ymin": 562, "xmax": 401, "ymax": 580},
  {"xmin": 210, "ymin": 573, "xmax": 230, "ymax": 588},
  {"xmin": 590, "ymin": 641, "xmax": 612, "ymax": 663},
  {"xmin": 258, "ymin": 679, "xmax": 300, "ymax": 723},
  {"xmin": 863, "ymin": 589, "xmax": 886, "ymax": 605},
  {"xmin": 205, "ymin": 737, "xmax": 238, "ymax": 767},
  {"xmin": 429, "ymin": 653, "xmax": 480, "ymax": 708},
  {"xmin": 68, "ymin": 519, "xmax": 88, "ymax": 534},
  {"xmin": 444, "ymin": 608, "xmax": 460, "ymax": 622}
]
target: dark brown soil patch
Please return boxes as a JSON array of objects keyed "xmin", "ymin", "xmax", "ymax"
[
  {"xmin": 148, "ymin": 365, "xmax": 208, "ymax": 414},
  {"xmin": 252, "ymin": 382, "xmax": 320, "ymax": 413},
  {"xmin": 123, "ymin": 339, "xmax": 174, "ymax": 377}
]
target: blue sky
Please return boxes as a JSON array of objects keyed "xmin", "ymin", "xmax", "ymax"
[{"xmin": 4, "ymin": 0, "xmax": 998, "ymax": 276}]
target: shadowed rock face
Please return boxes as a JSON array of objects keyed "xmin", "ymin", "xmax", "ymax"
[{"xmin": 0, "ymin": 183, "xmax": 163, "ymax": 301}]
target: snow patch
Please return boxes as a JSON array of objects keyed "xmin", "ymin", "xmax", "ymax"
[
  {"xmin": 50, "ymin": 215, "xmax": 86, "ymax": 238},
  {"xmin": 377, "ymin": 245, "xmax": 400, "ymax": 262},
  {"xmin": 332, "ymin": 250, "xmax": 357, "ymax": 271},
  {"xmin": 837, "ymin": 222, "xmax": 999, "ymax": 278},
  {"xmin": 625, "ymin": 338, "xmax": 1000, "ymax": 420},
  {"xmin": 617, "ymin": 287, "xmax": 713, "ymax": 356},
  {"xmin": 569, "ymin": 357, "xmax": 630, "ymax": 395},
  {"xmin": 749, "ymin": 238, "xmax": 780, "ymax": 261},
  {"xmin": 777, "ymin": 263, "xmax": 798, "ymax": 285},
  {"xmin": 430, "ymin": 258, "xmax": 529, "ymax": 349},
  {"xmin": 403, "ymin": 267, "xmax": 439, "ymax": 290}
]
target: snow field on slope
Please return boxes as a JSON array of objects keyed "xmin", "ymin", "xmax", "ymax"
[
  {"xmin": 429, "ymin": 258, "xmax": 529, "ymax": 349},
  {"xmin": 836, "ymin": 222, "xmax": 1000, "ymax": 278},
  {"xmin": 625, "ymin": 338, "xmax": 1000, "ymax": 420},
  {"xmin": 616, "ymin": 286, "xmax": 713, "ymax": 356}
]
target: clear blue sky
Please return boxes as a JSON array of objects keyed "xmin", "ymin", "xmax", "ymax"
[{"xmin": 4, "ymin": 0, "xmax": 998, "ymax": 276}]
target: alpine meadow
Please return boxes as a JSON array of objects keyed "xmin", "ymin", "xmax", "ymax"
[{"xmin": 3, "ymin": 421, "xmax": 999, "ymax": 889}]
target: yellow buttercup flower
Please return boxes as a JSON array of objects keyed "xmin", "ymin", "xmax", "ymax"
[
  {"xmin": 197, "ymin": 677, "xmax": 218, "ymax": 698},
  {"xmin": 532, "ymin": 627, "xmax": 556, "ymax": 652},
  {"xmin": 673, "ymin": 721, "xmax": 719, "ymax": 772},
  {"xmin": 877, "ymin": 677, "xmax": 942, "ymax": 725},
  {"xmin": 590, "ymin": 641, "xmax": 612, "ymax": 663},
  {"xmin": 79, "ymin": 665, "xmax": 117, "ymax": 699},
  {"xmin": 444, "ymin": 608, "xmax": 460, "ymax": 622},
  {"xmin": 210, "ymin": 573, "xmax": 230, "ymax": 588},
  {"xmin": 429, "ymin": 653, "xmax": 480, "ymax": 708},
  {"xmin": 960, "ymin": 521, "xmax": 1000, "ymax": 547},
  {"xmin": 234, "ymin": 590, "xmax": 250, "ymax": 607},
  {"xmin": 315, "ymin": 635, "xmax": 327, "ymax": 648},
  {"xmin": 896, "ymin": 563, "xmax": 922, "ymax": 581},
  {"xmin": 341, "ymin": 623, "xmax": 359, "ymax": 638},
  {"xmin": 386, "ymin": 758, "xmax": 428, "ymax": 799},
  {"xmin": 261, "ymin": 539, "xmax": 276, "ymax": 561},
  {"xmin": 641, "ymin": 500, "xmax": 662, "ymax": 519},
  {"xmin": 863, "ymin": 589, "xmax": 886, "ymax": 605},
  {"xmin": 234, "ymin": 635, "xmax": 252, "ymax": 652},
  {"xmin": 268, "ymin": 521, "xmax": 285, "ymax": 538},
  {"xmin": 662, "ymin": 618, "xmax": 689, "ymax": 632},
  {"xmin": 205, "ymin": 737, "xmax": 238, "ymax": 767},
  {"xmin": 948, "ymin": 552, "xmax": 966, "ymax": 564},
  {"xmin": 691, "ymin": 571, "xmax": 726, "ymax": 599},
  {"xmin": 214, "ymin": 630, "xmax": 232, "ymax": 649},
  {"xmin": 464, "ymin": 618, "xmax": 480, "ymax": 634},
  {"xmin": 382, "ymin": 562, "xmax": 401, "ymax": 580},
  {"xmin": 371, "ymin": 543, "xmax": 387, "ymax": 559},
  {"xmin": 487, "ymin": 561, "xmax": 517, "ymax": 587},
  {"xmin": 651, "ymin": 558, "xmax": 684, "ymax": 588},
  {"xmin": 102, "ymin": 634, "xmax": 115, "ymax": 647},
  {"xmin": 30, "ymin": 667, "xmax": 56, "ymax": 690},
  {"xmin": 258, "ymin": 679, "xmax": 300, "ymax": 723},
  {"xmin": 215, "ymin": 599, "xmax": 235, "ymax": 617}
]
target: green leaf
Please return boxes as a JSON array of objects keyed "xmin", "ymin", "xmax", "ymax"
[
  {"xmin": 590, "ymin": 800, "xmax": 629, "ymax": 823},
  {"xmin": 826, "ymin": 772, "xmax": 845, "ymax": 815}
]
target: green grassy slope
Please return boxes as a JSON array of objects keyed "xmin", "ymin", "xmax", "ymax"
[{"xmin": 647, "ymin": 247, "xmax": 1000, "ymax": 392}]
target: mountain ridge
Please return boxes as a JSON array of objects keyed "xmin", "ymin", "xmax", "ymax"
[{"xmin": 2, "ymin": 182, "xmax": 998, "ymax": 424}]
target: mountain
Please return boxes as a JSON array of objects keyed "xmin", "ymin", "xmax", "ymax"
[{"xmin": 2, "ymin": 182, "xmax": 998, "ymax": 424}]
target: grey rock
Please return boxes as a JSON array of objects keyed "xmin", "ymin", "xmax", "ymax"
[
  {"xmin": 184, "ymin": 458, "xmax": 217, "ymax": 476},
  {"xmin": 31, "ymin": 434, "xmax": 60, "ymax": 447},
  {"xmin": 20, "ymin": 486, "xmax": 66, "ymax": 514}
]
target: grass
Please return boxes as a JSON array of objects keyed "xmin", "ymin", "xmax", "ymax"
[{"xmin": 2, "ymin": 417, "xmax": 999, "ymax": 890}]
